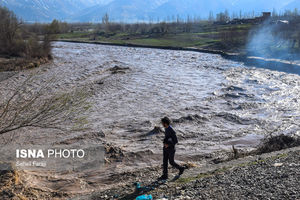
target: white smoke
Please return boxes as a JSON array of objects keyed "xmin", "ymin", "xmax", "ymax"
[{"xmin": 247, "ymin": 20, "xmax": 296, "ymax": 61}]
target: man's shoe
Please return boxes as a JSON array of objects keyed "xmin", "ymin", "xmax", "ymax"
[
  {"xmin": 179, "ymin": 167, "xmax": 185, "ymax": 176},
  {"xmin": 158, "ymin": 175, "xmax": 168, "ymax": 180}
]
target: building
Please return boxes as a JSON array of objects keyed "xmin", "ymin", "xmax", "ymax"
[
  {"xmin": 262, "ymin": 12, "xmax": 271, "ymax": 19},
  {"xmin": 223, "ymin": 12, "xmax": 272, "ymax": 25}
]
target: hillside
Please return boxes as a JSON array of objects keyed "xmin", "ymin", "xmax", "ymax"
[
  {"xmin": 0, "ymin": 0, "xmax": 111, "ymax": 22},
  {"xmin": 71, "ymin": 0, "xmax": 167, "ymax": 22},
  {"xmin": 0, "ymin": 0, "xmax": 299, "ymax": 22}
]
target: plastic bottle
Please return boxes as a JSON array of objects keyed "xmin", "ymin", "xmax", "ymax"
[{"xmin": 136, "ymin": 194, "xmax": 153, "ymax": 200}]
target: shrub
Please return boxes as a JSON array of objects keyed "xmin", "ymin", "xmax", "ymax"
[{"xmin": 257, "ymin": 134, "xmax": 300, "ymax": 154}]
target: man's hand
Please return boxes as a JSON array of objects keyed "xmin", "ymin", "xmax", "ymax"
[{"xmin": 164, "ymin": 144, "xmax": 169, "ymax": 148}]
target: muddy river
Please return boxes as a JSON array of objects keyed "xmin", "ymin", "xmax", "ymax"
[{"xmin": 1, "ymin": 42, "xmax": 300, "ymax": 194}]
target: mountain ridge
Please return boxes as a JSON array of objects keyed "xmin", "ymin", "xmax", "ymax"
[{"xmin": 0, "ymin": 0, "xmax": 299, "ymax": 22}]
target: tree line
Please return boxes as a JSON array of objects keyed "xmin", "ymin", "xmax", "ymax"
[
  {"xmin": 0, "ymin": 6, "xmax": 52, "ymax": 59},
  {"xmin": 2, "ymin": 6, "xmax": 299, "ymax": 58},
  {"xmin": 18, "ymin": 8, "xmax": 300, "ymax": 39}
]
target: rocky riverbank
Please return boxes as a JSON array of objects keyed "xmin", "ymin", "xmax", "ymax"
[
  {"xmin": 78, "ymin": 146, "xmax": 300, "ymax": 200},
  {"xmin": 152, "ymin": 148, "xmax": 300, "ymax": 199},
  {"xmin": 1, "ymin": 146, "xmax": 299, "ymax": 200}
]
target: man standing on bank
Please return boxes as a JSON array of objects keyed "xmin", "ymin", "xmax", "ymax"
[{"xmin": 158, "ymin": 117, "xmax": 185, "ymax": 180}]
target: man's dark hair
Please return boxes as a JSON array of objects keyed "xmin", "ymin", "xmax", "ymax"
[{"xmin": 161, "ymin": 117, "xmax": 171, "ymax": 125}]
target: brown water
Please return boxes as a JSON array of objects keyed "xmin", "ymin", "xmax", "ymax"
[{"xmin": 1, "ymin": 42, "xmax": 300, "ymax": 194}]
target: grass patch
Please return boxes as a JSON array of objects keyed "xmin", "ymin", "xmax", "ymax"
[
  {"xmin": 58, "ymin": 32, "xmax": 90, "ymax": 39},
  {"xmin": 176, "ymin": 151, "xmax": 291, "ymax": 185},
  {"xmin": 176, "ymin": 167, "xmax": 231, "ymax": 184},
  {"xmin": 55, "ymin": 23, "xmax": 254, "ymax": 51}
]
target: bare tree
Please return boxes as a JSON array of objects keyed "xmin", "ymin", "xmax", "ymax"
[
  {"xmin": 208, "ymin": 11, "xmax": 215, "ymax": 22},
  {"xmin": 102, "ymin": 13, "xmax": 110, "ymax": 32},
  {"xmin": 216, "ymin": 10, "xmax": 230, "ymax": 22},
  {"xmin": 0, "ymin": 6, "xmax": 22, "ymax": 56},
  {"xmin": 0, "ymin": 76, "xmax": 91, "ymax": 136},
  {"xmin": 0, "ymin": 6, "xmax": 52, "ymax": 61},
  {"xmin": 272, "ymin": 8, "xmax": 278, "ymax": 18}
]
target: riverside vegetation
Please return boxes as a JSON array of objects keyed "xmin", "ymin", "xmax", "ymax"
[
  {"xmin": 0, "ymin": 6, "xmax": 53, "ymax": 71},
  {"xmin": 1, "ymin": 7, "xmax": 300, "ymax": 71},
  {"xmin": 53, "ymin": 10, "xmax": 300, "ymax": 59}
]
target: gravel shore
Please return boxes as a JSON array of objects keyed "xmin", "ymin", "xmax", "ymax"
[
  {"xmin": 79, "ymin": 147, "xmax": 300, "ymax": 200},
  {"xmin": 151, "ymin": 148, "xmax": 300, "ymax": 200}
]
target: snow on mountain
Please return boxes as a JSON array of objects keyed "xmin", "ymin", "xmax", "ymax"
[
  {"xmin": 71, "ymin": 0, "xmax": 169, "ymax": 22},
  {"xmin": 0, "ymin": 0, "xmax": 112, "ymax": 22},
  {"xmin": 1, "ymin": 0, "xmax": 299, "ymax": 22},
  {"xmin": 69, "ymin": 0, "xmax": 300, "ymax": 22}
]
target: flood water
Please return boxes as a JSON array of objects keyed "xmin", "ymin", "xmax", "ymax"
[{"xmin": 1, "ymin": 42, "xmax": 300, "ymax": 192}]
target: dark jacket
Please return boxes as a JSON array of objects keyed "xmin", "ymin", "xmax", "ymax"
[{"xmin": 163, "ymin": 126, "xmax": 178, "ymax": 149}]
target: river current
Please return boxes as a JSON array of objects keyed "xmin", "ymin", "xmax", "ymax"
[{"xmin": 1, "ymin": 42, "xmax": 300, "ymax": 192}]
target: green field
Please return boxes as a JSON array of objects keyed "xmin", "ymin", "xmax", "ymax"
[
  {"xmin": 56, "ymin": 21, "xmax": 300, "ymax": 58},
  {"xmin": 57, "ymin": 23, "xmax": 254, "ymax": 53}
]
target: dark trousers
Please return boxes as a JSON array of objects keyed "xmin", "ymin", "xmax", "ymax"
[{"xmin": 163, "ymin": 147, "xmax": 182, "ymax": 175}]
